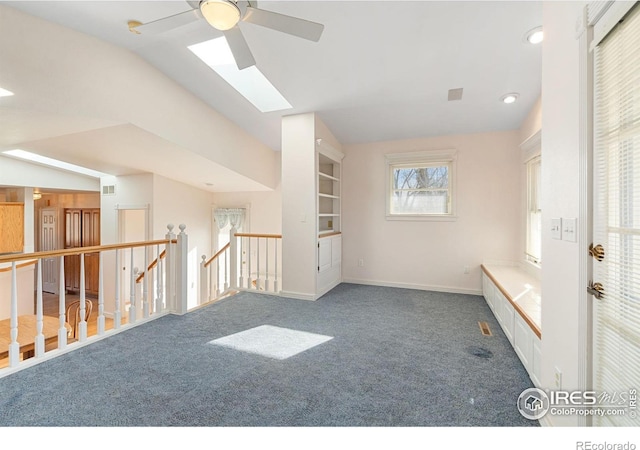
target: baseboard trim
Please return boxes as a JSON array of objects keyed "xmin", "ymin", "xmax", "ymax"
[
  {"xmin": 279, "ymin": 291, "xmax": 317, "ymax": 301},
  {"xmin": 342, "ymin": 277, "xmax": 482, "ymax": 296}
]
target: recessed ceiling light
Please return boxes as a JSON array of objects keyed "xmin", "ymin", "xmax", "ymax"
[
  {"xmin": 525, "ymin": 27, "xmax": 543, "ymax": 44},
  {"xmin": 2, "ymin": 149, "xmax": 108, "ymax": 178},
  {"xmin": 188, "ymin": 37, "xmax": 292, "ymax": 113},
  {"xmin": 0, "ymin": 87, "xmax": 14, "ymax": 97},
  {"xmin": 501, "ymin": 93, "xmax": 519, "ymax": 104}
]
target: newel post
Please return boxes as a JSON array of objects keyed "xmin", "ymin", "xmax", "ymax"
[
  {"xmin": 229, "ymin": 226, "xmax": 238, "ymax": 290},
  {"xmin": 175, "ymin": 224, "xmax": 189, "ymax": 315},
  {"xmin": 165, "ymin": 224, "xmax": 177, "ymax": 313}
]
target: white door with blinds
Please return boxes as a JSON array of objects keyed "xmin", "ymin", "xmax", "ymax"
[{"xmin": 592, "ymin": 1, "xmax": 640, "ymax": 427}]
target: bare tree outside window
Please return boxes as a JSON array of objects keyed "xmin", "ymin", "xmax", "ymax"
[{"xmin": 391, "ymin": 165, "xmax": 450, "ymax": 214}]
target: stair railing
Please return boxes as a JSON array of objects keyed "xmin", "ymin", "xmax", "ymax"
[
  {"xmin": 0, "ymin": 224, "xmax": 188, "ymax": 375},
  {"xmin": 200, "ymin": 228, "xmax": 282, "ymax": 303}
]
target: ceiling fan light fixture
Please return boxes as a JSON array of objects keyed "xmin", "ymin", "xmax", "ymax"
[{"xmin": 200, "ymin": 0, "xmax": 241, "ymax": 31}]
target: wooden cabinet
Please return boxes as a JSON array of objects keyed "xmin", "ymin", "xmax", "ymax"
[
  {"xmin": 64, "ymin": 209, "xmax": 100, "ymax": 296},
  {"xmin": 0, "ymin": 202, "xmax": 24, "ymax": 254}
]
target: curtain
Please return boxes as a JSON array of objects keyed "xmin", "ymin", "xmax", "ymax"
[{"xmin": 214, "ymin": 208, "xmax": 245, "ymax": 231}]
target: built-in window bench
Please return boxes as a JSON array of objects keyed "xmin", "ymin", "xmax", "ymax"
[{"xmin": 481, "ymin": 262, "xmax": 541, "ymax": 387}]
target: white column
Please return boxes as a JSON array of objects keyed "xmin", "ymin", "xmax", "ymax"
[
  {"xmin": 165, "ymin": 224, "xmax": 176, "ymax": 313},
  {"xmin": 229, "ymin": 226, "xmax": 238, "ymax": 290},
  {"xmin": 175, "ymin": 224, "xmax": 188, "ymax": 314},
  {"xmin": 156, "ymin": 245, "xmax": 164, "ymax": 314},
  {"xmin": 142, "ymin": 245, "xmax": 149, "ymax": 318}
]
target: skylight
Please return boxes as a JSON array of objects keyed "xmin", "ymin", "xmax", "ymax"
[
  {"xmin": 2, "ymin": 149, "xmax": 108, "ymax": 178},
  {"xmin": 0, "ymin": 87, "xmax": 14, "ymax": 97},
  {"xmin": 188, "ymin": 37, "xmax": 292, "ymax": 113}
]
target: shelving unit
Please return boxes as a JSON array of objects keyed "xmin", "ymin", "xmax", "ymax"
[
  {"xmin": 316, "ymin": 139, "xmax": 344, "ymax": 297},
  {"xmin": 317, "ymin": 152, "xmax": 341, "ymax": 236}
]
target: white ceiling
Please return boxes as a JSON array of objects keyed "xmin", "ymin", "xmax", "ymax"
[{"xmin": 0, "ymin": 0, "xmax": 542, "ymax": 191}]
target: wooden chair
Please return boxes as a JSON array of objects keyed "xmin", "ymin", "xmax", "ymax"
[{"xmin": 65, "ymin": 299, "xmax": 93, "ymax": 339}]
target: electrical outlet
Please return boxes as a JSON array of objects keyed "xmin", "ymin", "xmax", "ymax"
[
  {"xmin": 358, "ymin": 258, "xmax": 364, "ymax": 267},
  {"xmin": 554, "ymin": 367, "xmax": 562, "ymax": 389}
]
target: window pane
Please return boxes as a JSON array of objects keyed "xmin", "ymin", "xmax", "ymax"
[
  {"xmin": 391, "ymin": 190, "xmax": 449, "ymax": 214},
  {"xmin": 393, "ymin": 166, "xmax": 449, "ymax": 190}
]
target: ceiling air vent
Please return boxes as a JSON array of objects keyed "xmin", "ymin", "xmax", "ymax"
[
  {"xmin": 448, "ymin": 88, "xmax": 463, "ymax": 101},
  {"xmin": 102, "ymin": 185, "xmax": 115, "ymax": 196}
]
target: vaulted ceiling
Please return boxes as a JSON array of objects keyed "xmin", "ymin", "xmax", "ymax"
[{"xmin": 0, "ymin": 1, "xmax": 542, "ymax": 191}]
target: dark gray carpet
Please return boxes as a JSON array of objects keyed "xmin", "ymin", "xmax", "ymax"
[{"xmin": 0, "ymin": 283, "xmax": 539, "ymax": 427}]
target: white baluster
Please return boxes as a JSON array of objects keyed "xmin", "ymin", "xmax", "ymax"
[
  {"xmin": 265, "ymin": 238, "xmax": 270, "ymax": 293},
  {"xmin": 224, "ymin": 247, "xmax": 229, "ymax": 291},
  {"xmin": 200, "ymin": 255, "xmax": 208, "ymax": 304},
  {"xmin": 129, "ymin": 248, "xmax": 137, "ymax": 323},
  {"xmin": 35, "ymin": 260, "xmax": 45, "ymax": 357},
  {"xmin": 213, "ymin": 256, "xmax": 219, "ymax": 297},
  {"xmin": 256, "ymin": 237, "xmax": 262, "ymax": 291},
  {"xmin": 58, "ymin": 256, "xmax": 67, "ymax": 349},
  {"xmin": 156, "ymin": 245, "xmax": 163, "ymax": 314},
  {"xmin": 274, "ymin": 238, "xmax": 279, "ymax": 293},
  {"xmin": 98, "ymin": 251, "xmax": 105, "ymax": 335},
  {"xmin": 78, "ymin": 253, "xmax": 87, "ymax": 342},
  {"xmin": 248, "ymin": 237, "xmax": 252, "ymax": 290},
  {"xmin": 9, "ymin": 262, "xmax": 19, "ymax": 367},
  {"xmin": 114, "ymin": 249, "xmax": 121, "ymax": 329},
  {"xmin": 143, "ymin": 245, "xmax": 149, "ymax": 318},
  {"xmin": 238, "ymin": 234, "xmax": 244, "ymax": 289}
]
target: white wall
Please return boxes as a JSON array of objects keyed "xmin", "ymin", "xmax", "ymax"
[
  {"xmin": 281, "ymin": 113, "xmax": 319, "ymax": 299},
  {"xmin": 213, "ymin": 159, "xmax": 282, "ymax": 238},
  {"xmin": 540, "ymin": 0, "xmax": 586, "ymax": 427},
  {"xmin": 342, "ymin": 130, "xmax": 522, "ymax": 294}
]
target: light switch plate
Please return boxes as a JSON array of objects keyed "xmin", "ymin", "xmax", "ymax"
[
  {"xmin": 551, "ymin": 218, "xmax": 562, "ymax": 240},
  {"xmin": 563, "ymin": 218, "xmax": 577, "ymax": 242}
]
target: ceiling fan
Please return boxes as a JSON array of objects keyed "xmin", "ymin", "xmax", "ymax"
[{"xmin": 132, "ymin": 0, "xmax": 324, "ymax": 70}]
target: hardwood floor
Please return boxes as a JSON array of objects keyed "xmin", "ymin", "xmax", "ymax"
[{"xmin": 1, "ymin": 291, "xmax": 123, "ymax": 368}]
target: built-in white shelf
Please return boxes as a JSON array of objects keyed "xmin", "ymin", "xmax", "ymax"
[
  {"xmin": 318, "ymin": 171, "xmax": 339, "ymax": 182},
  {"xmin": 318, "ymin": 193, "xmax": 340, "ymax": 199}
]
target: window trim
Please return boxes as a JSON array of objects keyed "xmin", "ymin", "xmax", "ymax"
[
  {"xmin": 525, "ymin": 154, "xmax": 542, "ymax": 265},
  {"xmin": 385, "ymin": 149, "xmax": 457, "ymax": 221}
]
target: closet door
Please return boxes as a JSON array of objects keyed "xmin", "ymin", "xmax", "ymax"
[
  {"xmin": 64, "ymin": 209, "xmax": 82, "ymax": 292},
  {"xmin": 83, "ymin": 209, "xmax": 100, "ymax": 296}
]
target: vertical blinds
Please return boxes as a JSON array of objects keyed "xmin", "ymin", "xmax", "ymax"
[{"xmin": 593, "ymin": 3, "xmax": 640, "ymax": 427}]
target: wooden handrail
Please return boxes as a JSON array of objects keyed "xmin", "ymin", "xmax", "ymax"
[
  {"xmin": 234, "ymin": 233, "xmax": 282, "ymax": 239},
  {"xmin": 0, "ymin": 259, "xmax": 38, "ymax": 273},
  {"xmin": 204, "ymin": 243, "xmax": 230, "ymax": 268},
  {"xmin": 0, "ymin": 239, "xmax": 176, "ymax": 264},
  {"xmin": 136, "ymin": 249, "xmax": 167, "ymax": 283}
]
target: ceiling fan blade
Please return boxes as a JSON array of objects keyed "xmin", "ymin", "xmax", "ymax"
[
  {"xmin": 135, "ymin": 8, "xmax": 202, "ymax": 35},
  {"xmin": 224, "ymin": 27, "xmax": 256, "ymax": 70},
  {"xmin": 242, "ymin": 6, "xmax": 324, "ymax": 42}
]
